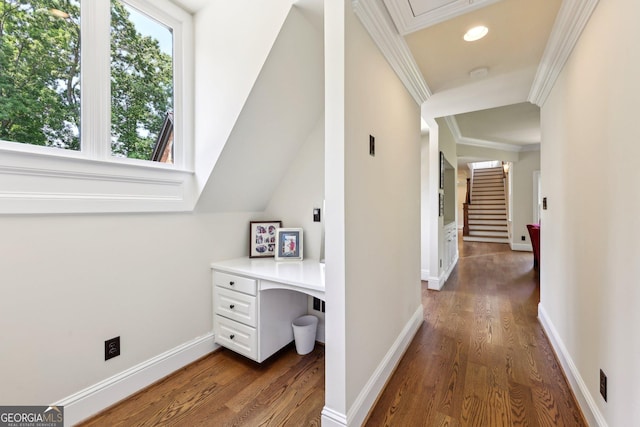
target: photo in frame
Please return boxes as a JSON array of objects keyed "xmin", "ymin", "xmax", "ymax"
[
  {"xmin": 439, "ymin": 193, "xmax": 444, "ymax": 217},
  {"xmin": 249, "ymin": 221, "xmax": 282, "ymax": 258},
  {"xmin": 275, "ymin": 228, "xmax": 304, "ymax": 261}
]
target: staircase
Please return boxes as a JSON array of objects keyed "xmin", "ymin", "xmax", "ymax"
[{"xmin": 464, "ymin": 166, "xmax": 509, "ymax": 243}]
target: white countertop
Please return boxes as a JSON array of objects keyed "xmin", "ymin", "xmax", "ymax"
[{"xmin": 211, "ymin": 257, "xmax": 325, "ymax": 298}]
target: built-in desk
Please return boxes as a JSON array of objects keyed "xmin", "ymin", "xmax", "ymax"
[{"xmin": 211, "ymin": 258, "xmax": 325, "ymax": 362}]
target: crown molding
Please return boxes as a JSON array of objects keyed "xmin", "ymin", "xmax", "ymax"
[
  {"xmin": 444, "ymin": 115, "xmax": 539, "ymax": 153},
  {"xmin": 529, "ymin": 0, "xmax": 599, "ymax": 106},
  {"xmin": 383, "ymin": 0, "xmax": 502, "ymax": 36},
  {"xmin": 352, "ymin": 0, "xmax": 431, "ymax": 104}
]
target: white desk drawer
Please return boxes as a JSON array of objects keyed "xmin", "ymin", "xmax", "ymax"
[
  {"xmin": 214, "ymin": 286, "xmax": 257, "ymax": 327},
  {"xmin": 213, "ymin": 271, "xmax": 257, "ymax": 296},
  {"xmin": 214, "ymin": 315, "xmax": 258, "ymax": 361}
]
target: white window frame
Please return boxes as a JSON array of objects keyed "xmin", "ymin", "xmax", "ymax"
[{"xmin": 0, "ymin": 0, "xmax": 195, "ymax": 214}]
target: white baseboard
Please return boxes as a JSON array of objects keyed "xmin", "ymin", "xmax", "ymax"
[
  {"xmin": 321, "ymin": 305, "xmax": 423, "ymax": 427},
  {"xmin": 421, "ymin": 269, "xmax": 429, "ymax": 281},
  {"xmin": 56, "ymin": 333, "xmax": 218, "ymax": 426},
  {"xmin": 510, "ymin": 242, "xmax": 533, "ymax": 252},
  {"xmin": 538, "ymin": 305, "xmax": 607, "ymax": 427},
  {"xmin": 427, "ymin": 252, "xmax": 458, "ymax": 291}
]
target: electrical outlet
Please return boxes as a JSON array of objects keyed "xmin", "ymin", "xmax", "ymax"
[
  {"xmin": 369, "ymin": 135, "xmax": 375, "ymax": 157},
  {"xmin": 521, "ymin": 235, "xmax": 526, "ymax": 241},
  {"xmin": 105, "ymin": 336, "xmax": 120, "ymax": 361},
  {"xmin": 600, "ymin": 369, "xmax": 607, "ymax": 401}
]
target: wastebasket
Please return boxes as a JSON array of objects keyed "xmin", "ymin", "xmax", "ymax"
[{"xmin": 292, "ymin": 315, "xmax": 318, "ymax": 355}]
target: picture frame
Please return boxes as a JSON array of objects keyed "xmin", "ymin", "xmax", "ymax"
[
  {"xmin": 275, "ymin": 228, "xmax": 304, "ymax": 261},
  {"xmin": 249, "ymin": 221, "xmax": 282, "ymax": 258},
  {"xmin": 439, "ymin": 193, "xmax": 444, "ymax": 217},
  {"xmin": 439, "ymin": 151, "xmax": 445, "ymax": 190}
]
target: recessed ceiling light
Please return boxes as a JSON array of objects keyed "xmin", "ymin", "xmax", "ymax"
[{"xmin": 464, "ymin": 26, "xmax": 488, "ymax": 42}]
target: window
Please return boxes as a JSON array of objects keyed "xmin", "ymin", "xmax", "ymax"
[
  {"xmin": 0, "ymin": 0, "xmax": 82, "ymax": 151},
  {"xmin": 0, "ymin": 0, "xmax": 193, "ymax": 214},
  {"xmin": 111, "ymin": 0, "xmax": 174, "ymax": 163},
  {"xmin": 0, "ymin": 0, "xmax": 182, "ymax": 164}
]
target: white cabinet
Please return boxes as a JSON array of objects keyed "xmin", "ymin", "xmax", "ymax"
[
  {"xmin": 212, "ymin": 270, "xmax": 308, "ymax": 363},
  {"xmin": 442, "ymin": 222, "xmax": 458, "ymax": 275}
]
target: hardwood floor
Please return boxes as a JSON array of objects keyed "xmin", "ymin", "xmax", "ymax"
[
  {"xmin": 79, "ymin": 345, "xmax": 325, "ymax": 426},
  {"xmin": 365, "ymin": 239, "xmax": 586, "ymax": 426},
  {"xmin": 79, "ymin": 238, "xmax": 585, "ymax": 426}
]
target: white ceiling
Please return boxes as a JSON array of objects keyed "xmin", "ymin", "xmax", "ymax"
[
  {"xmin": 172, "ymin": 0, "xmax": 563, "ymax": 153},
  {"xmin": 384, "ymin": 0, "xmax": 563, "ymax": 151}
]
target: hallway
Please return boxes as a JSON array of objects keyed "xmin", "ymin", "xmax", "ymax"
[{"xmin": 366, "ymin": 238, "xmax": 586, "ymax": 426}]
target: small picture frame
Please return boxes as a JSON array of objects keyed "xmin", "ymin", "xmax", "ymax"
[
  {"xmin": 249, "ymin": 221, "xmax": 282, "ymax": 258},
  {"xmin": 439, "ymin": 193, "xmax": 444, "ymax": 217},
  {"xmin": 275, "ymin": 228, "xmax": 304, "ymax": 261}
]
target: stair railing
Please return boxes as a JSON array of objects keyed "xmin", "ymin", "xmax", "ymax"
[{"xmin": 463, "ymin": 177, "xmax": 470, "ymax": 236}]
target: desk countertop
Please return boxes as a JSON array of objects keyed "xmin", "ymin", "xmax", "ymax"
[{"xmin": 211, "ymin": 257, "xmax": 325, "ymax": 297}]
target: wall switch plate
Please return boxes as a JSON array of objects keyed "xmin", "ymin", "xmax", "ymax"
[
  {"xmin": 321, "ymin": 300, "xmax": 325, "ymax": 313},
  {"xmin": 600, "ymin": 369, "xmax": 607, "ymax": 401},
  {"xmin": 105, "ymin": 336, "xmax": 120, "ymax": 361},
  {"xmin": 313, "ymin": 208, "xmax": 321, "ymax": 222},
  {"xmin": 521, "ymin": 235, "xmax": 526, "ymax": 241},
  {"xmin": 543, "ymin": 197, "xmax": 548, "ymax": 210},
  {"xmin": 313, "ymin": 297, "xmax": 321, "ymax": 311},
  {"xmin": 369, "ymin": 135, "xmax": 375, "ymax": 157}
]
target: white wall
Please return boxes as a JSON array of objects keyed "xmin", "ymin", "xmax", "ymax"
[
  {"xmin": 0, "ymin": 211, "xmax": 254, "ymax": 405},
  {"xmin": 420, "ymin": 133, "xmax": 430, "ymax": 279},
  {"xmin": 344, "ymin": 0, "xmax": 422, "ymax": 409},
  {"xmin": 324, "ymin": 1, "xmax": 422, "ymax": 424},
  {"xmin": 0, "ymin": 1, "xmax": 329, "ymax": 419},
  {"xmin": 264, "ymin": 116, "xmax": 325, "ymax": 261},
  {"xmin": 196, "ymin": 6, "xmax": 324, "ymax": 212},
  {"xmin": 540, "ymin": 0, "xmax": 640, "ymax": 424},
  {"xmin": 192, "ymin": 0, "xmax": 296, "ymax": 196},
  {"xmin": 510, "ymin": 150, "xmax": 540, "ymax": 249}
]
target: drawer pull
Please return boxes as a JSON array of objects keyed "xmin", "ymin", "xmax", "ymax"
[
  {"xmin": 229, "ymin": 304, "xmax": 235, "ymax": 309},
  {"xmin": 229, "ymin": 334, "xmax": 235, "ymax": 340},
  {"xmin": 229, "ymin": 281, "xmax": 235, "ymax": 286}
]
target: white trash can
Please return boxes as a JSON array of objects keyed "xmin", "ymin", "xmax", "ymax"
[{"xmin": 292, "ymin": 315, "xmax": 318, "ymax": 355}]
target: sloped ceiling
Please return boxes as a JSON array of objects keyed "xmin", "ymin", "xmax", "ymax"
[{"xmin": 196, "ymin": 7, "xmax": 324, "ymax": 212}]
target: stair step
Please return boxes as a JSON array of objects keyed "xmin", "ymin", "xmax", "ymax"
[
  {"xmin": 469, "ymin": 203, "xmax": 506, "ymax": 213},
  {"xmin": 472, "ymin": 190, "xmax": 504, "ymax": 196},
  {"xmin": 469, "ymin": 225, "xmax": 508, "ymax": 231},
  {"xmin": 471, "ymin": 194, "xmax": 504, "ymax": 200},
  {"xmin": 469, "ymin": 214, "xmax": 507, "ymax": 220},
  {"xmin": 469, "ymin": 219, "xmax": 507, "ymax": 225},
  {"xmin": 473, "ymin": 167, "xmax": 503, "ymax": 174},
  {"xmin": 473, "ymin": 176, "xmax": 503, "ymax": 184},
  {"xmin": 469, "ymin": 202, "xmax": 506, "ymax": 207},
  {"xmin": 463, "ymin": 236, "xmax": 510, "ymax": 244},
  {"xmin": 469, "ymin": 230, "xmax": 509, "ymax": 237},
  {"xmin": 469, "ymin": 209, "xmax": 507, "ymax": 219},
  {"xmin": 471, "ymin": 183, "xmax": 504, "ymax": 191}
]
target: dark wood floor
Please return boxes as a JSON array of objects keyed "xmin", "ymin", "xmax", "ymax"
[{"xmin": 79, "ymin": 238, "xmax": 585, "ymax": 426}]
